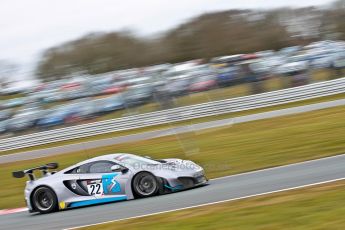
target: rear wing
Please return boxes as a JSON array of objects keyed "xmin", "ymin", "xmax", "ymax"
[{"xmin": 12, "ymin": 163, "xmax": 58, "ymax": 181}]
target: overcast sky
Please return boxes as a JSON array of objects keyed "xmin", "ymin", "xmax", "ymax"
[{"xmin": 0, "ymin": 0, "xmax": 335, "ymax": 77}]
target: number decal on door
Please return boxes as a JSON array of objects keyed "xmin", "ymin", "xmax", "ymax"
[
  {"xmin": 87, "ymin": 181, "xmax": 104, "ymax": 197},
  {"xmin": 89, "ymin": 184, "xmax": 101, "ymax": 195}
]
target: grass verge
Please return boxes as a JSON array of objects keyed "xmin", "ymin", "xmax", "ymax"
[
  {"xmin": 81, "ymin": 180, "xmax": 345, "ymax": 230},
  {"xmin": 2, "ymin": 92, "xmax": 345, "ymax": 156},
  {"xmin": 0, "ymin": 105, "xmax": 344, "ymax": 209}
]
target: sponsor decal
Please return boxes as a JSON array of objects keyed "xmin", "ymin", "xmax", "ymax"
[
  {"xmin": 71, "ymin": 182, "xmax": 77, "ymax": 190},
  {"xmin": 59, "ymin": 202, "xmax": 66, "ymax": 210},
  {"xmin": 102, "ymin": 173, "xmax": 121, "ymax": 194}
]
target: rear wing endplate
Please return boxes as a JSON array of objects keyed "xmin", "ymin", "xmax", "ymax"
[{"xmin": 12, "ymin": 163, "xmax": 59, "ymax": 181}]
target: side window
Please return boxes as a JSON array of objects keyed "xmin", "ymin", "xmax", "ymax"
[
  {"xmin": 76, "ymin": 164, "xmax": 89, "ymax": 174},
  {"xmin": 64, "ymin": 163, "xmax": 89, "ymax": 174},
  {"xmin": 88, "ymin": 161, "xmax": 115, "ymax": 173},
  {"xmin": 64, "ymin": 161, "xmax": 115, "ymax": 174}
]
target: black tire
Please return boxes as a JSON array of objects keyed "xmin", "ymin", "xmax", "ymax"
[
  {"xmin": 31, "ymin": 186, "xmax": 58, "ymax": 214},
  {"xmin": 132, "ymin": 172, "xmax": 159, "ymax": 198}
]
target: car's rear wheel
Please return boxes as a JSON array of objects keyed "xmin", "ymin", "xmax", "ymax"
[
  {"xmin": 132, "ymin": 172, "xmax": 159, "ymax": 198},
  {"xmin": 32, "ymin": 186, "xmax": 58, "ymax": 214}
]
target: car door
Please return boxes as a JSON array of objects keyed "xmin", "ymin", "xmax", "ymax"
[{"xmin": 77, "ymin": 160, "xmax": 130, "ymax": 201}]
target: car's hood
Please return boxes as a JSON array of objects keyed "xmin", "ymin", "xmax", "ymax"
[
  {"xmin": 124, "ymin": 158, "xmax": 202, "ymax": 175},
  {"xmin": 160, "ymin": 158, "xmax": 203, "ymax": 172}
]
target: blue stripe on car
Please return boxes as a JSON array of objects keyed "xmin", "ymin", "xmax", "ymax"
[
  {"xmin": 69, "ymin": 196, "xmax": 127, "ymax": 208},
  {"xmin": 164, "ymin": 184, "xmax": 183, "ymax": 191}
]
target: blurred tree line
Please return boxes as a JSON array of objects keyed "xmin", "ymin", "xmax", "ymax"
[{"xmin": 36, "ymin": 0, "xmax": 345, "ymax": 80}]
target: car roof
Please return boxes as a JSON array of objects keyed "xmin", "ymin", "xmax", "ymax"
[
  {"xmin": 59, "ymin": 153, "xmax": 132, "ymax": 173},
  {"xmin": 65, "ymin": 153, "xmax": 133, "ymax": 168}
]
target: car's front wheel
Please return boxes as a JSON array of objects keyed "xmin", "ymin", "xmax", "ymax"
[
  {"xmin": 132, "ymin": 172, "xmax": 159, "ymax": 198},
  {"xmin": 32, "ymin": 186, "xmax": 58, "ymax": 214}
]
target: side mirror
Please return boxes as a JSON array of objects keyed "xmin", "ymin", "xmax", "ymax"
[
  {"xmin": 111, "ymin": 165, "xmax": 122, "ymax": 172},
  {"xmin": 111, "ymin": 165, "xmax": 128, "ymax": 174}
]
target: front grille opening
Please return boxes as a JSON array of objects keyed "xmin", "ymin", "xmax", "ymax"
[{"xmin": 178, "ymin": 177, "xmax": 195, "ymax": 188}]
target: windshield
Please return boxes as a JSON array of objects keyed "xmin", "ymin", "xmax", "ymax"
[
  {"xmin": 217, "ymin": 66, "xmax": 238, "ymax": 74},
  {"xmin": 127, "ymin": 87, "xmax": 151, "ymax": 96},
  {"xmin": 193, "ymin": 75, "xmax": 213, "ymax": 83},
  {"xmin": 51, "ymin": 105, "xmax": 74, "ymax": 116},
  {"xmin": 99, "ymin": 95, "xmax": 122, "ymax": 105},
  {"xmin": 288, "ymin": 55, "xmax": 309, "ymax": 63},
  {"xmin": 115, "ymin": 155, "xmax": 160, "ymax": 167}
]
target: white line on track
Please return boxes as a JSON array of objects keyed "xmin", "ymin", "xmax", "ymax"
[{"xmin": 65, "ymin": 176, "xmax": 345, "ymax": 230}]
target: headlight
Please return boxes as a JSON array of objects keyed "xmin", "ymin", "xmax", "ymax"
[
  {"xmin": 193, "ymin": 171, "xmax": 204, "ymax": 178},
  {"xmin": 184, "ymin": 160, "xmax": 202, "ymax": 171}
]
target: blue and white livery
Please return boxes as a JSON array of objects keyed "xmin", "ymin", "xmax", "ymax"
[{"xmin": 13, "ymin": 153, "xmax": 208, "ymax": 214}]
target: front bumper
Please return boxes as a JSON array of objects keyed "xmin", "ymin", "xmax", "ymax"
[
  {"xmin": 163, "ymin": 173, "xmax": 208, "ymax": 192},
  {"xmin": 178, "ymin": 175, "xmax": 208, "ymax": 188}
]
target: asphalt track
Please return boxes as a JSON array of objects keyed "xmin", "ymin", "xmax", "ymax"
[
  {"xmin": 1, "ymin": 98, "xmax": 345, "ymax": 164},
  {"xmin": 1, "ymin": 154, "xmax": 345, "ymax": 230}
]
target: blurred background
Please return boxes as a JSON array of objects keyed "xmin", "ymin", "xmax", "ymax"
[
  {"xmin": 1, "ymin": 1, "xmax": 345, "ymax": 229},
  {"xmin": 0, "ymin": 0, "xmax": 344, "ymax": 137}
]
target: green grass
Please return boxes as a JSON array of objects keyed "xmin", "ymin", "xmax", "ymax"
[
  {"xmin": 2, "ymin": 92, "xmax": 345, "ymax": 156},
  {"xmin": 82, "ymin": 180, "xmax": 345, "ymax": 230},
  {"xmin": 0, "ymin": 105, "xmax": 344, "ymax": 209}
]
